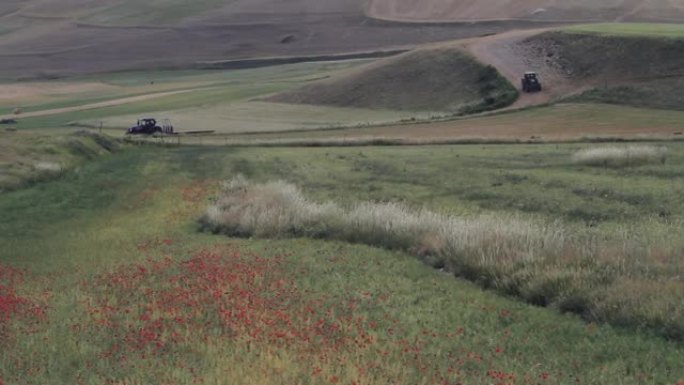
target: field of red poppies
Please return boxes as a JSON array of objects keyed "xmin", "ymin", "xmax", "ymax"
[
  {"xmin": 2, "ymin": 236, "xmax": 684, "ymax": 384},
  {"xmin": 0, "ymin": 244, "xmax": 541, "ymax": 384}
]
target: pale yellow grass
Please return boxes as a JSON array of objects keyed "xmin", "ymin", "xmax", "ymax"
[
  {"xmin": 202, "ymin": 176, "xmax": 684, "ymax": 338},
  {"xmin": 572, "ymin": 145, "xmax": 669, "ymax": 167}
]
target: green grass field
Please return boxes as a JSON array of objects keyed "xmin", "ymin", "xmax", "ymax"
[
  {"xmin": 566, "ymin": 23, "xmax": 684, "ymax": 38},
  {"xmin": 3, "ymin": 31, "xmax": 684, "ymax": 385},
  {"xmin": 4, "ymin": 60, "xmax": 430, "ymax": 134},
  {"xmin": 1, "ymin": 144, "xmax": 683, "ymax": 384},
  {"xmin": 0, "ymin": 131, "xmax": 121, "ymax": 192},
  {"xmin": 215, "ymin": 103, "xmax": 684, "ymax": 144}
]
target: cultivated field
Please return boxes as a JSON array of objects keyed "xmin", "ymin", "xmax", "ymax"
[
  {"xmin": 566, "ymin": 22, "xmax": 684, "ymax": 37},
  {"xmin": 0, "ymin": 0, "xmax": 550, "ymax": 80},
  {"xmin": 219, "ymin": 103, "xmax": 684, "ymax": 144},
  {"xmin": 2, "ymin": 61, "xmax": 431, "ymax": 134}
]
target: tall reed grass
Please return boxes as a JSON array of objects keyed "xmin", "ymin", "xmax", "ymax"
[
  {"xmin": 201, "ymin": 176, "xmax": 684, "ymax": 340},
  {"xmin": 572, "ymin": 145, "xmax": 668, "ymax": 167}
]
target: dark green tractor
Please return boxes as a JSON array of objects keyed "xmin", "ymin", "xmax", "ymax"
[
  {"xmin": 126, "ymin": 118, "xmax": 174, "ymax": 135},
  {"xmin": 521, "ymin": 72, "xmax": 542, "ymax": 93}
]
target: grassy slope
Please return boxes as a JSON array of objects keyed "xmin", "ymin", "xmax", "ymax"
[
  {"xmin": 527, "ymin": 26, "xmax": 684, "ymax": 110},
  {"xmin": 1, "ymin": 145, "xmax": 682, "ymax": 384},
  {"xmin": 0, "ymin": 131, "xmax": 121, "ymax": 192},
  {"xmin": 526, "ymin": 29, "xmax": 684, "ymax": 80},
  {"xmin": 268, "ymin": 47, "xmax": 518, "ymax": 113}
]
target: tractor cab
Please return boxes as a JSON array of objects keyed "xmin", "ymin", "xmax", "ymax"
[
  {"xmin": 139, "ymin": 118, "xmax": 156, "ymax": 127},
  {"xmin": 521, "ymin": 72, "xmax": 542, "ymax": 92}
]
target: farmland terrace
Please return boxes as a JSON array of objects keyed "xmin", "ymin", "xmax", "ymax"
[{"xmin": 0, "ymin": 0, "xmax": 561, "ymax": 80}]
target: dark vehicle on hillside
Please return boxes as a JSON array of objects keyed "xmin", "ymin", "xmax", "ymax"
[
  {"xmin": 127, "ymin": 118, "xmax": 173, "ymax": 135},
  {"xmin": 521, "ymin": 72, "xmax": 542, "ymax": 92}
]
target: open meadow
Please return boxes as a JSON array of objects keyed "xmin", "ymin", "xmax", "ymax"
[
  {"xmin": 1, "ymin": 143, "xmax": 683, "ymax": 384},
  {"xmin": 3, "ymin": 19, "xmax": 684, "ymax": 385}
]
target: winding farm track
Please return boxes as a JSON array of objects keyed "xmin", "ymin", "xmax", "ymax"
[{"xmin": 461, "ymin": 28, "xmax": 586, "ymax": 108}]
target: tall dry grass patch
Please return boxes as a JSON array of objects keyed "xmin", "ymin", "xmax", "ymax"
[
  {"xmin": 572, "ymin": 145, "xmax": 668, "ymax": 167},
  {"xmin": 201, "ymin": 177, "xmax": 684, "ymax": 340}
]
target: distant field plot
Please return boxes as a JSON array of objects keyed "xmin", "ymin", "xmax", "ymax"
[
  {"xmin": 16, "ymin": 0, "xmax": 241, "ymax": 25},
  {"xmin": 0, "ymin": 61, "xmax": 366, "ymax": 113},
  {"xmin": 77, "ymin": 0, "xmax": 227, "ymax": 26},
  {"xmin": 227, "ymin": 103, "xmax": 684, "ymax": 143},
  {"xmin": 566, "ymin": 22, "xmax": 684, "ymax": 37},
  {"xmin": 0, "ymin": 0, "xmax": 528, "ymax": 80},
  {"xmin": 368, "ymin": 0, "xmax": 684, "ymax": 22},
  {"xmin": 3, "ymin": 60, "xmax": 377, "ymax": 131},
  {"xmin": 97, "ymin": 102, "xmax": 428, "ymax": 134}
]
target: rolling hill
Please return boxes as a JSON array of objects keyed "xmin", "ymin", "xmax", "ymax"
[
  {"xmin": 270, "ymin": 23, "xmax": 684, "ymax": 114},
  {"xmin": 0, "ymin": 0, "xmax": 540, "ymax": 79},
  {"xmin": 268, "ymin": 46, "xmax": 518, "ymax": 113}
]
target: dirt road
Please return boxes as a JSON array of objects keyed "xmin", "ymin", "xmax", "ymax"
[{"xmin": 462, "ymin": 28, "xmax": 589, "ymax": 108}]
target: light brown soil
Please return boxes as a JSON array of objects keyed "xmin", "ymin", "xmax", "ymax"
[
  {"xmin": 0, "ymin": 0, "xmax": 559, "ymax": 79},
  {"xmin": 367, "ymin": 0, "xmax": 684, "ymax": 22}
]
